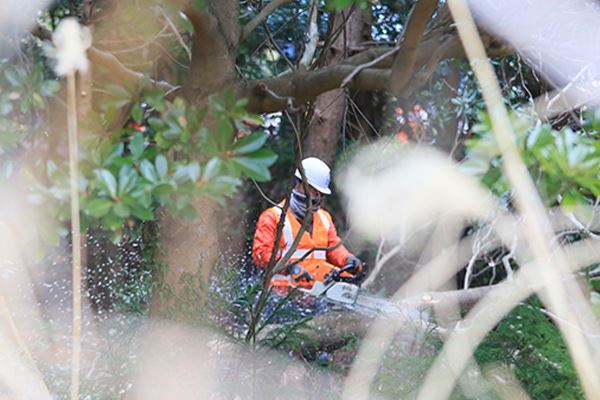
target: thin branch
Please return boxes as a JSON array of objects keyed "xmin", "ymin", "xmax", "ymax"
[
  {"xmin": 252, "ymin": 179, "xmax": 279, "ymax": 208},
  {"xmin": 390, "ymin": 0, "xmax": 439, "ymax": 95},
  {"xmin": 341, "ymin": 46, "xmax": 399, "ymax": 87},
  {"xmin": 262, "ymin": 20, "xmax": 295, "ymax": 70},
  {"xmin": 160, "ymin": 9, "xmax": 192, "ymax": 61},
  {"xmin": 241, "ymin": 0, "xmax": 293, "ymax": 42}
]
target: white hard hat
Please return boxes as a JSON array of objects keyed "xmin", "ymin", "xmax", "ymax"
[{"xmin": 294, "ymin": 157, "xmax": 332, "ymax": 195}]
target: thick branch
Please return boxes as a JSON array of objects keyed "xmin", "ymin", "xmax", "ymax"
[
  {"xmin": 241, "ymin": 0, "xmax": 293, "ymax": 42},
  {"xmin": 390, "ymin": 0, "xmax": 440, "ymax": 95},
  {"xmin": 88, "ymin": 47, "xmax": 175, "ymax": 92},
  {"xmin": 240, "ymin": 64, "xmax": 389, "ymax": 113},
  {"xmin": 32, "ymin": 26, "xmax": 175, "ymax": 93},
  {"xmin": 402, "ymin": 34, "xmax": 462, "ymax": 97},
  {"xmin": 181, "ymin": 1, "xmax": 239, "ymax": 102}
]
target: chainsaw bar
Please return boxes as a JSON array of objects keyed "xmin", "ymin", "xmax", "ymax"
[{"xmin": 304, "ymin": 281, "xmax": 429, "ymax": 322}]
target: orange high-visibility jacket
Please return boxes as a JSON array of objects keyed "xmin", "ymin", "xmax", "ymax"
[{"xmin": 252, "ymin": 202, "xmax": 352, "ymax": 276}]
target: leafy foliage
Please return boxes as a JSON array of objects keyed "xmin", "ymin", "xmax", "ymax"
[
  {"xmin": 229, "ymin": 282, "xmax": 317, "ymax": 351},
  {"xmin": 30, "ymin": 88, "xmax": 277, "ymax": 243},
  {"xmin": 0, "ymin": 63, "xmax": 60, "ymax": 177},
  {"xmin": 326, "ymin": 0, "xmax": 370, "ymax": 10},
  {"xmin": 475, "ymin": 299, "xmax": 583, "ymax": 399},
  {"xmin": 462, "ymin": 111, "xmax": 600, "ymax": 209}
]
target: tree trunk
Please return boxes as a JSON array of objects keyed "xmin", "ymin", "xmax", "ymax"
[
  {"xmin": 303, "ymin": 9, "xmax": 371, "ymax": 165},
  {"xmin": 431, "ymin": 62, "xmax": 464, "ymax": 159},
  {"xmin": 152, "ymin": 0, "xmax": 240, "ymax": 315}
]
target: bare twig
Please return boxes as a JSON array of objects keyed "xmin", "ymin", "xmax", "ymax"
[
  {"xmin": 241, "ymin": 0, "xmax": 293, "ymax": 42},
  {"xmin": 341, "ymin": 46, "xmax": 399, "ymax": 87},
  {"xmin": 160, "ymin": 9, "xmax": 192, "ymax": 61},
  {"xmin": 361, "ymin": 242, "xmax": 403, "ymax": 288},
  {"xmin": 252, "ymin": 179, "xmax": 280, "ymax": 208}
]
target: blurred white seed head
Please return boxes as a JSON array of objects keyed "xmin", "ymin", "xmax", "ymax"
[
  {"xmin": 338, "ymin": 142, "xmax": 494, "ymax": 243},
  {"xmin": 47, "ymin": 17, "xmax": 91, "ymax": 76},
  {"xmin": 0, "ymin": 0, "xmax": 52, "ymax": 58}
]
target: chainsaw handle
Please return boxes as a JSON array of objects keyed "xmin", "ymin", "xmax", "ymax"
[{"xmin": 328, "ymin": 264, "xmax": 361, "ymax": 284}]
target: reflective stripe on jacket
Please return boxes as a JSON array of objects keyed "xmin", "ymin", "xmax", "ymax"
[{"xmin": 252, "ymin": 201, "xmax": 351, "ymax": 271}]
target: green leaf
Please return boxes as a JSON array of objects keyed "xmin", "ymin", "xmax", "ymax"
[
  {"xmin": 178, "ymin": 13, "xmax": 194, "ymax": 34},
  {"xmin": 326, "ymin": 0, "xmax": 356, "ymax": 10},
  {"xmin": 560, "ymin": 190, "xmax": 586, "ymax": 211},
  {"xmin": 232, "ymin": 131, "xmax": 269, "ymax": 155},
  {"xmin": 113, "ymin": 203, "xmax": 131, "ymax": 218},
  {"xmin": 232, "ymin": 148, "xmax": 278, "ymax": 181},
  {"xmin": 131, "ymin": 103, "xmax": 143, "ymax": 124},
  {"xmin": 206, "ymin": 175, "xmax": 240, "ymax": 196},
  {"xmin": 231, "ymin": 158, "xmax": 271, "ymax": 181},
  {"xmin": 130, "ymin": 132, "xmax": 145, "ymax": 159},
  {"xmin": 192, "ymin": 0, "xmax": 205, "ymax": 10},
  {"xmin": 173, "ymin": 162, "xmax": 200, "ymax": 183},
  {"xmin": 103, "ymin": 142, "xmax": 124, "ymax": 166},
  {"xmin": 31, "ymin": 92, "xmax": 45, "ymax": 109},
  {"xmin": 40, "ymin": 79, "xmax": 61, "ymax": 96},
  {"xmin": 140, "ymin": 159, "xmax": 158, "ymax": 183},
  {"xmin": 202, "ymin": 157, "xmax": 222, "ymax": 180},
  {"xmin": 216, "ymin": 115, "xmax": 234, "ymax": 149},
  {"xmin": 102, "ymin": 213, "xmax": 124, "ymax": 232},
  {"xmin": 85, "ymin": 198, "xmax": 113, "ymax": 218},
  {"xmin": 175, "ymin": 194, "xmax": 191, "ymax": 210},
  {"xmin": 153, "ymin": 183, "xmax": 174, "ymax": 196},
  {"xmin": 118, "ymin": 164, "xmax": 138, "ymax": 195},
  {"xmin": 131, "ymin": 204, "xmax": 154, "ymax": 221},
  {"xmin": 94, "ymin": 169, "xmax": 118, "ymax": 198},
  {"xmin": 155, "ymin": 154, "xmax": 168, "ymax": 178}
]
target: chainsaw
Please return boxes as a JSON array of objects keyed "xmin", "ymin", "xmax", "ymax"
[{"xmin": 299, "ymin": 265, "xmax": 430, "ymax": 323}]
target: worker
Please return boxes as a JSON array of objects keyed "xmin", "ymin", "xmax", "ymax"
[{"xmin": 252, "ymin": 157, "xmax": 366, "ymax": 291}]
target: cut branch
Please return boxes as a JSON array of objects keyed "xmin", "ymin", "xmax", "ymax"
[
  {"xmin": 390, "ymin": 0, "xmax": 439, "ymax": 95},
  {"xmin": 298, "ymin": 0, "xmax": 319, "ymax": 68}
]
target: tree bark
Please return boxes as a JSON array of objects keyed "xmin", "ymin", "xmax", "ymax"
[
  {"xmin": 152, "ymin": 0, "xmax": 241, "ymax": 314},
  {"xmin": 303, "ymin": 9, "xmax": 371, "ymax": 165}
]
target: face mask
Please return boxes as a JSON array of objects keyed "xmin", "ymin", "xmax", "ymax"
[{"xmin": 290, "ymin": 189, "xmax": 322, "ymax": 219}]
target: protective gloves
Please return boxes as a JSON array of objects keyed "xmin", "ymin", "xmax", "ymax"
[
  {"xmin": 344, "ymin": 255, "xmax": 366, "ymax": 275},
  {"xmin": 287, "ymin": 264, "xmax": 314, "ymax": 286}
]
